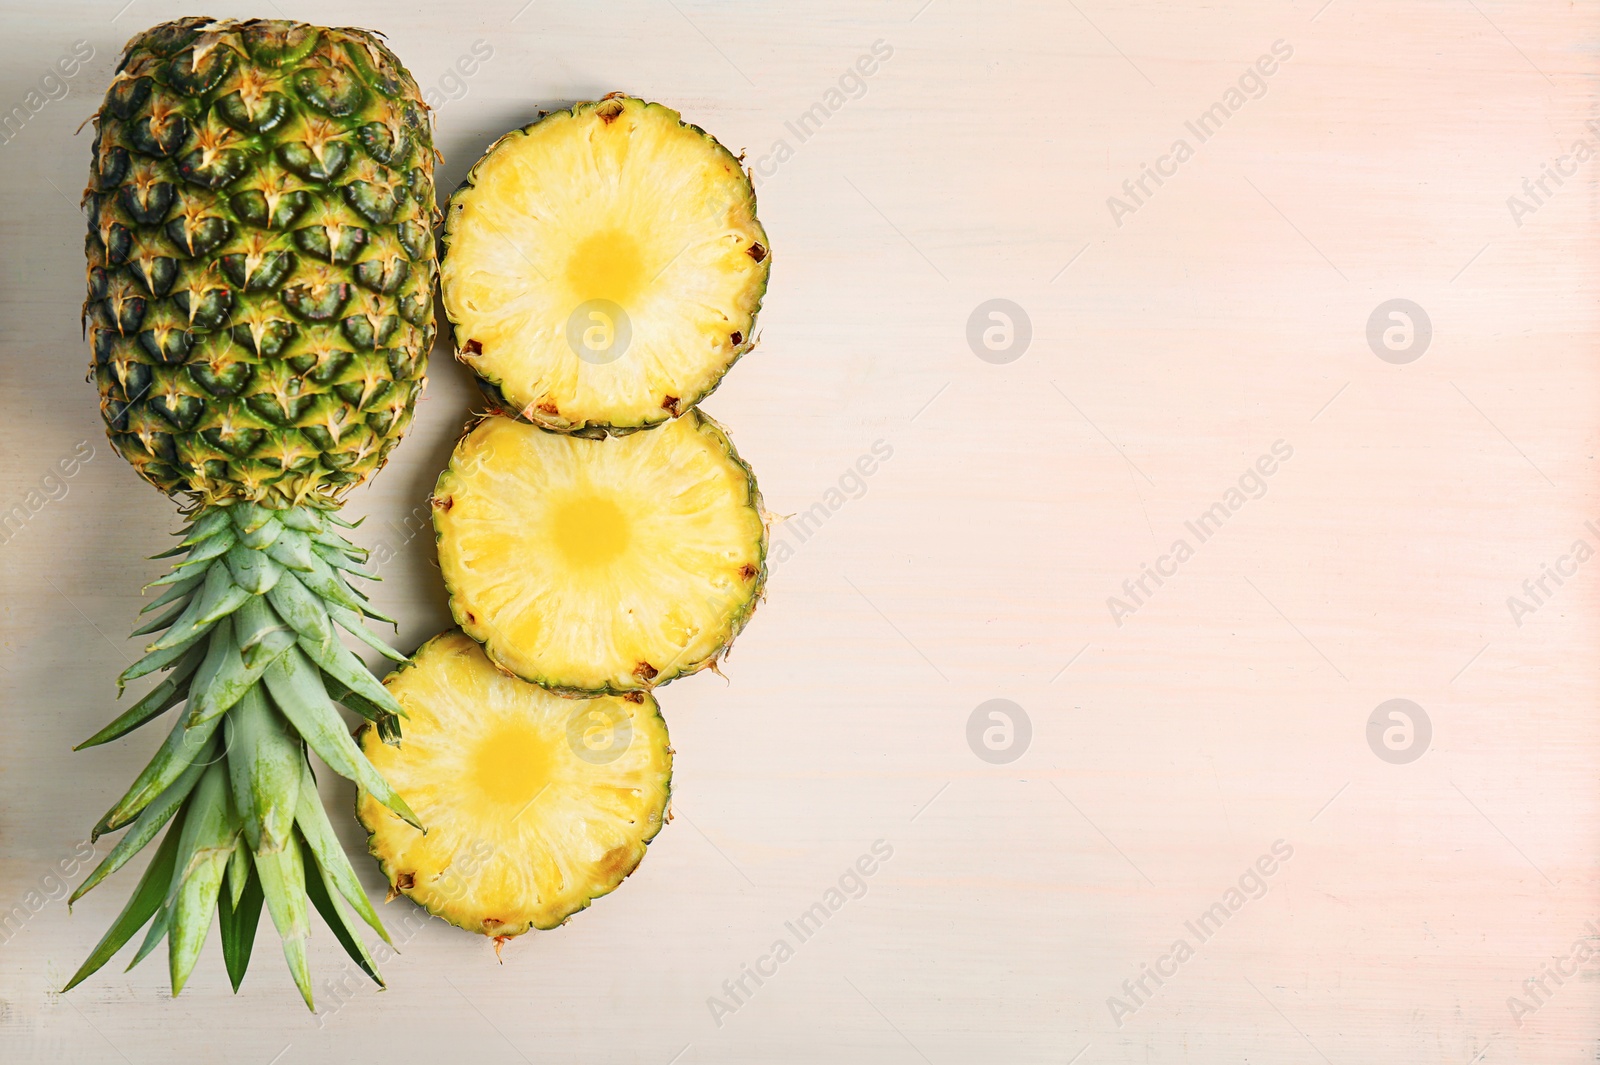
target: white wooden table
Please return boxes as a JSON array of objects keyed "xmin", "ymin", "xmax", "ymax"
[{"xmin": 1, "ymin": 1, "xmax": 1595, "ymax": 1062}]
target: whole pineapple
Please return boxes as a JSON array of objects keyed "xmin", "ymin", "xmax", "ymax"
[
  {"xmin": 68, "ymin": 18, "xmax": 436, "ymax": 1008},
  {"xmin": 89, "ymin": 16, "xmax": 435, "ymax": 501}
]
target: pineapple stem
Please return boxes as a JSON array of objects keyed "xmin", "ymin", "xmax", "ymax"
[{"xmin": 64, "ymin": 502, "xmax": 414, "ymax": 1009}]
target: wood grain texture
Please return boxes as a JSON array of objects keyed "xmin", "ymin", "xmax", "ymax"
[{"xmin": 0, "ymin": 1, "xmax": 1594, "ymax": 1062}]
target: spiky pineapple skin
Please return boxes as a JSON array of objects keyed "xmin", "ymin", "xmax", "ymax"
[{"xmin": 86, "ymin": 17, "xmax": 437, "ymax": 508}]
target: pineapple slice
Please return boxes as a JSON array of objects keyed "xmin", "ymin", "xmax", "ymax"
[
  {"xmin": 434, "ymin": 409, "xmax": 767, "ymax": 694},
  {"xmin": 440, "ymin": 96, "xmax": 769, "ymax": 434},
  {"xmin": 357, "ymin": 631, "xmax": 671, "ymax": 937}
]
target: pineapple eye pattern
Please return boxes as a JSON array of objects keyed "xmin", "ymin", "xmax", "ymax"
[{"xmin": 85, "ymin": 18, "xmax": 437, "ymax": 508}]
